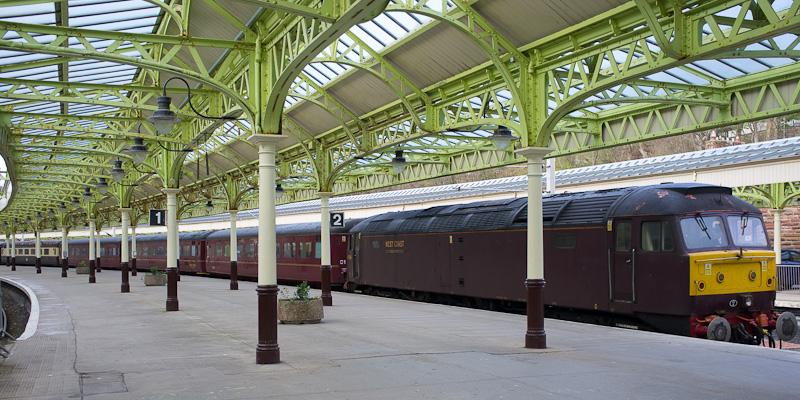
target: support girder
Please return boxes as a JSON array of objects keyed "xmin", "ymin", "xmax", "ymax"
[{"xmin": 6, "ymin": 0, "xmax": 800, "ymax": 226}]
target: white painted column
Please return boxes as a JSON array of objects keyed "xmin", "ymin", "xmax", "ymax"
[
  {"xmin": 229, "ymin": 210, "xmax": 238, "ymax": 263},
  {"xmin": 131, "ymin": 226, "xmax": 137, "ymax": 259},
  {"xmin": 320, "ymin": 192, "xmax": 332, "ymax": 267},
  {"xmin": 774, "ymin": 209, "xmax": 782, "ymax": 265},
  {"xmin": 95, "ymin": 233, "xmax": 101, "ymax": 263},
  {"xmin": 34, "ymin": 230, "xmax": 41, "ymax": 259},
  {"xmin": 164, "ymin": 189, "xmax": 180, "ymax": 271},
  {"xmin": 120, "ymin": 209, "xmax": 130, "ymax": 264},
  {"xmin": 252, "ymin": 136, "xmax": 281, "ymax": 286},
  {"xmin": 89, "ymin": 221, "xmax": 96, "ymax": 263},
  {"xmin": 517, "ymin": 148, "xmax": 550, "ymax": 280},
  {"xmin": 61, "ymin": 227, "xmax": 68, "ymax": 260},
  {"xmin": 516, "ymin": 146, "xmax": 551, "ymax": 349},
  {"xmin": 249, "ymin": 133, "xmax": 284, "ymax": 364},
  {"xmin": 545, "ymin": 158, "xmax": 556, "ymax": 194}
]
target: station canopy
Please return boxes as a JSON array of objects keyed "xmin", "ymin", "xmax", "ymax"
[{"xmin": 1, "ymin": 0, "xmax": 799, "ymax": 226}]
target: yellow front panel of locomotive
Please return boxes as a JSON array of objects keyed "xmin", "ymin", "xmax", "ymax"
[{"xmin": 688, "ymin": 250, "xmax": 776, "ymax": 296}]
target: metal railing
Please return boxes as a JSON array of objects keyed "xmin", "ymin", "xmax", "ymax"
[{"xmin": 777, "ymin": 264, "xmax": 800, "ymax": 293}]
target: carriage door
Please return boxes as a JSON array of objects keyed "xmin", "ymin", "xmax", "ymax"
[{"xmin": 611, "ymin": 220, "xmax": 636, "ymax": 303}]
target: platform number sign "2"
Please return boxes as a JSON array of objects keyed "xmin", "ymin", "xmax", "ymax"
[
  {"xmin": 149, "ymin": 209, "xmax": 166, "ymax": 226},
  {"xmin": 330, "ymin": 212, "xmax": 345, "ymax": 227}
]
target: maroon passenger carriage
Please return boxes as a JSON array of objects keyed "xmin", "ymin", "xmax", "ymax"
[
  {"xmin": 206, "ymin": 221, "xmax": 358, "ymax": 285},
  {"xmin": 132, "ymin": 231, "xmax": 211, "ymax": 274}
]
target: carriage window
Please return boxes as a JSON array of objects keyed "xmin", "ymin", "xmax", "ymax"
[
  {"xmin": 214, "ymin": 244, "xmax": 223, "ymax": 257},
  {"xmin": 246, "ymin": 243, "xmax": 255, "ymax": 257},
  {"xmin": 237, "ymin": 244, "xmax": 243, "ymax": 257},
  {"xmin": 680, "ymin": 216, "xmax": 728, "ymax": 250},
  {"xmin": 43, "ymin": 249, "xmax": 49, "ymax": 256},
  {"xmin": 641, "ymin": 221, "xmax": 674, "ymax": 252},
  {"xmin": 615, "ymin": 222, "xmax": 631, "ymax": 251},
  {"xmin": 727, "ymin": 216, "xmax": 768, "ymax": 248},
  {"xmin": 300, "ymin": 242, "xmax": 311, "ymax": 258},
  {"xmin": 554, "ymin": 234, "xmax": 576, "ymax": 249},
  {"xmin": 223, "ymin": 245, "xmax": 229, "ymax": 257},
  {"xmin": 315, "ymin": 242, "xmax": 322, "ymax": 259},
  {"xmin": 283, "ymin": 243, "xmax": 292, "ymax": 258}
]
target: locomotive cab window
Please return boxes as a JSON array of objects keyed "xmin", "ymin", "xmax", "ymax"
[
  {"xmin": 615, "ymin": 222, "xmax": 631, "ymax": 251},
  {"xmin": 641, "ymin": 221, "xmax": 674, "ymax": 252},
  {"xmin": 680, "ymin": 216, "xmax": 728, "ymax": 250},
  {"xmin": 726, "ymin": 215, "xmax": 768, "ymax": 248}
]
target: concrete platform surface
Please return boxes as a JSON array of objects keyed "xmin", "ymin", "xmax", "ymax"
[
  {"xmin": 776, "ymin": 291, "xmax": 800, "ymax": 309},
  {"xmin": 1, "ymin": 267, "xmax": 799, "ymax": 400}
]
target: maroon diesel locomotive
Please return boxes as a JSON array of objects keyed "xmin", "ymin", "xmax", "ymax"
[{"xmin": 347, "ymin": 183, "xmax": 797, "ymax": 344}]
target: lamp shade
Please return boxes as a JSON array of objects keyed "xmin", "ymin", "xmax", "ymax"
[
  {"xmin": 110, "ymin": 159, "xmax": 125, "ymax": 183},
  {"xmin": 148, "ymin": 95, "xmax": 178, "ymax": 135},
  {"xmin": 129, "ymin": 137, "xmax": 148, "ymax": 164},
  {"xmin": 489, "ymin": 125, "xmax": 517, "ymax": 151},
  {"xmin": 390, "ymin": 150, "xmax": 407, "ymax": 174},
  {"xmin": 96, "ymin": 177, "xmax": 109, "ymax": 194}
]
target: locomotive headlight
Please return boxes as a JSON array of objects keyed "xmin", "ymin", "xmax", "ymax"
[{"xmin": 748, "ymin": 271, "xmax": 757, "ymax": 281}]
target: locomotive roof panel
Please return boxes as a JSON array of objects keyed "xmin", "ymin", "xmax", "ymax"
[
  {"xmin": 609, "ymin": 183, "xmax": 759, "ymax": 217},
  {"xmin": 351, "ymin": 183, "xmax": 757, "ymax": 234}
]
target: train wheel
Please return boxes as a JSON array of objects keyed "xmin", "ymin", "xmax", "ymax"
[
  {"xmin": 706, "ymin": 317, "xmax": 731, "ymax": 342},
  {"xmin": 776, "ymin": 312, "xmax": 798, "ymax": 342}
]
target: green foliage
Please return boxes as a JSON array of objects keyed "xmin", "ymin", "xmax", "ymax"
[
  {"xmin": 78, "ymin": 260, "xmax": 87, "ymax": 267},
  {"xmin": 296, "ymin": 281, "xmax": 310, "ymax": 301},
  {"xmin": 149, "ymin": 267, "xmax": 164, "ymax": 276}
]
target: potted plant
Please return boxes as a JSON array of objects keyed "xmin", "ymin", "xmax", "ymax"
[
  {"xmin": 144, "ymin": 267, "xmax": 167, "ymax": 286},
  {"xmin": 278, "ymin": 281, "xmax": 323, "ymax": 324},
  {"xmin": 76, "ymin": 260, "xmax": 90, "ymax": 275}
]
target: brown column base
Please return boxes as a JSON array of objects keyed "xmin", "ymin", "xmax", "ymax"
[
  {"xmin": 89, "ymin": 259, "xmax": 96, "ymax": 284},
  {"xmin": 11, "ymin": 257, "xmax": 15, "ymax": 271},
  {"xmin": 176, "ymin": 259, "xmax": 180, "ymax": 281},
  {"xmin": 96, "ymin": 258, "xmax": 102, "ymax": 272},
  {"xmin": 525, "ymin": 279, "xmax": 547, "ymax": 349},
  {"xmin": 230, "ymin": 260, "xmax": 238, "ymax": 290},
  {"xmin": 35, "ymin": 258, "xmax": 41, "ymax": 274},
  {"xmin": 256, "ymin": 285, "xmax": 280, "ymax": 364},
  {"xmin": 61, "ymin": 258, "xmax": 68, "ymax": 278},
  {"xmin": 121, "ymin": 261, "xmax": 130, "ymax": 293},
  {"xmin": 166, "ymin": 267, "xmax": 179, "ymax": 311},
  {"xmin": 321, "ymin": 265, "xmax": 332, "ymax": 306},
  {"xmin": 131, "ymin": 258, "xmax": 137, "ymax": 276}
]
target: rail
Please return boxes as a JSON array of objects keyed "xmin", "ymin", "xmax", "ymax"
[{"xmin": 777, "ymin": 264, "xmax": 800, "ymax": 293}]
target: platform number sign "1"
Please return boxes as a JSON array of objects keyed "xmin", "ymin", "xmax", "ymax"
[
  {"xmin": 149, "ymin": 209, "xmax": 166, "ymax": 226},
  {"xmin": 330, "ymin": 212, "xmax": 345, "ymax": 227}
]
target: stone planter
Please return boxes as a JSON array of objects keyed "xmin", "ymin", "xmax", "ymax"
[
  {"xmin": 144, "ymin": 274, "xmax": 167, "ymax": 286},
  {"xmin": 76, "ymin": 266, "xmax": 90, "ymax": 275},
  {"xmin": 278, "ymin": 298, "xmax": 323, "ymax": 324}
]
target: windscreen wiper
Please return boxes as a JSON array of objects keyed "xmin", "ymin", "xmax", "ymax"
[
  {"xmin": 740, "ymin": 213, "xmax": 748, "ymax": 235},
  {"xmin": 694, "ymin": 215, "xmax": 711, "ymax": 240}
]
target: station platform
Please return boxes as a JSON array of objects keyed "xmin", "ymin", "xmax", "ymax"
[
  {"xmin": 1, "ymin": 267, "xmax": 799, "ymax": 400},
  {"xmin": 776, "ymin": 292, "xmax": 800, "ymax": 309}
]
